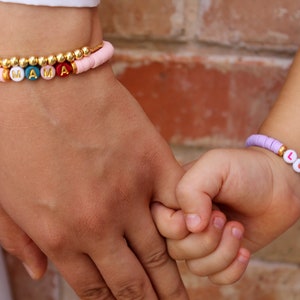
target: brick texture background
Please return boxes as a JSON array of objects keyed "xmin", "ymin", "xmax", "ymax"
[{"xmin": 4, "ymin": 1, "xmax": 300, "ymax": 299}]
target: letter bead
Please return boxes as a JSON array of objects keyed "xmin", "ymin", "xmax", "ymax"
[
  {"xmin": 293, "ymin": 159, "xmax": 300, "ymax": 173},
  {"xmin": 10, "ymin": 66, "xmax": 25, "ymax": 82},
  {"xmin": 0, "ymin": 68, "xmax": 7, "ymax": 82},
  {"xmin": 56, "ymin": 62, "xmax": 73, "ymax": 77},
  {"xmin": 2, "ymin": 68, "xmax": 10, "ymax": 81},
  {"xmin": 41, "ymin": 65, "xmax": 55, "ymax": 80},
  {"xmin": 283, "ymin": 149, "xmax": 297, "ymax": 164},
  {"xmin": 25, "ymin": 66, "xmax": 40, "ymax": 81}
]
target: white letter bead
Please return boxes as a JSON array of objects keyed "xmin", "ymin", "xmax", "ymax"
[
  {"xmin": 10, "ymin": 66, "xmax": 25, "ymax": 82},
  {"xmin": 283, "ymin": 149, "xmax": 297, "ymax": 164},
  {"xmin": 9, "ymin": 67, "xmax": 25, "ymax": 82},
  {"xmin": 293, "ymin": 159, "xmax": 300, "ymax": 173}
]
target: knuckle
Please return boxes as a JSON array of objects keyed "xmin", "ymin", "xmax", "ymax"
[
  {"xmin": 200, "ymin": 236, "xmax": 219, "ymax": 256},
  {"xmin": 186, "ymin": 260, "xmax": 204, "ymax": 276},
  {"xmin": 79, "ymin": 286, "xmax": 112, "ymax": 300},
  {"xmin": 43, "ymin": 230, "xmax": 66, "ymax": 252},
  {"xmin": 115, "ymin": 281, "xmax": 147, "ymax": 300},
  {"xmin": 145, "ymin": 246, "xmax": 170, "ymax": 269}
]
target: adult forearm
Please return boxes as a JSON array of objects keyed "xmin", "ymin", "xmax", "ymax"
[{"xmin": 0, "ymin": 3, "xmax": 102, "ymax": 56}]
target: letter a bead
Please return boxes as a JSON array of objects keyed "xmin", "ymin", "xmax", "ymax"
[
  {"xmin": 10, "ymin": 66, "xmax": 25, "ymax": 82},
  {"xmin": 56, "ymin": 62, "xmax": 73, "ymax": 77},
  {"xmin": 25, "ymin": 66, "xmax": 40, "ymax": 81},
  {"xmin": 283, "ymin": 149, "xmax": 297, "ymax": 164}
]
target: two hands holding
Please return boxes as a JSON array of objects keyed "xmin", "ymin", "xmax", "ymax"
[
  {"xmin": 1, "ymin": 4, "xmax": 300, "ymax": 299},
  {"xmin": 1, "ymin": 62, "xmax": 300, "ymax": 300}
]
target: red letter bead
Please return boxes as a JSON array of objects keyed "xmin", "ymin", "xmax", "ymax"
[{"xmin": 55, "ymin": 62, "xmax": 73, "ymax": 78}]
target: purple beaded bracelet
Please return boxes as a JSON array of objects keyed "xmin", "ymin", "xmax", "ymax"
[{"xmin": 246, "ymin": 134, "xmax": 300, "ymax": 173}]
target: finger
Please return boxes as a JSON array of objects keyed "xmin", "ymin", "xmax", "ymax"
[
  {"xmin": 186, "ymin": 221, "xmax": 244, "ymax": 276},
  {"xmin": 167, "ymin": 210, "xmax": 226, "ymax": 260},
  {"xmin": 208, "ymin": 248, "xmax": 250, "ymax": 285},
  {"xmin": 176, "ymin": 150, "xmax": 230, "ymax": 233},
  {"xmin": 127, "ymin": 210, "xmax": 189, "ymax": 300},
  {"xmin": 152, "ymin": 148, "xmax": 184, "ymax": 209},
  {"xmin": 90, "ymin": 237, "xmax": 157, "ymax": 299},
  {"xmin": 50, "ymin": 252, "xmax": 114, "ymax": 300},
  {"xmin": 151, "ymin": 202, "xmax": 189, "ymax": 239},
  {"xmin": 0, "ymin": 206, "xmax": 47, "ymax": 280}
]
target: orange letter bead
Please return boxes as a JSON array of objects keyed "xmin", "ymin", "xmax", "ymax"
[{"xmin": 56, "ymin": 62, "xmax": 73, "ymax": 78}]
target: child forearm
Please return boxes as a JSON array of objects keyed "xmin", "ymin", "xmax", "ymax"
[{"xmin": 260, "ymin": 50, "xmax": 300, "ymax": 153}]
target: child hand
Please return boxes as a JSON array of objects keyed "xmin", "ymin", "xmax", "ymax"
[
  {"xmin": 175, "ymin": 148, "xmax": 300, "ymax": 252},
  {"xmin": 152, "ymin": 202, "xmax": 250, "ymax": 284}
]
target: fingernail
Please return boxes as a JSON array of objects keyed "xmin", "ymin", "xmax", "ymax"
[
  {"xmin": 23, "ymin": 263, "xmax": 36, "ymax": 280},
  {"xmin": 232, "ymin": 227, "xmax": 243, "ymax": 239},
  {"xmin": 185, "ymin": 214, "xmax": 201, "ymax": 230},
  {"xmin": 213, "ymin": 216, "xmax": 225, "ymax": 230}
]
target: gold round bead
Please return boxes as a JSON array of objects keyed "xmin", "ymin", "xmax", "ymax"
[
  {"xmin": 10, "ymin": 57, "xmax": 19, "ymax": 66},
  {"xmin": 82, "ymin": 46, "xmax": 91, "ymax": 57},
  {"xmin": 38, "ymin": 56, "xmax": 48, "ymax": 67},
  {"xmin": 0, "ymin": 59, "xmax": 2, "ymax": 68},
  {"xmin": 278, "ymin": 145, "xmax": 287, "ymax": 157},
  {"xmin": 47, "ymin": 55, "xmax": 57, "ymax": 65},
  {"xmin": 74, "ymin": 49, "xmax": 84, "ymax": 60},
  {"xmin": 19, "ymin": 57, "xmax": 29, "ymax": 68},
  {"xmin": 65, "ymin": 51, "xmax": 75, "ymax": 62},
  {"xmin": 28, "ymin": 56, "xmax": 38, "ymax": 66},
  {"xmin": 2, "ymin": 58, "xmax": 11, "ymax": 68},
  {"xmin": 56, "ymin": 53, "xmax": 65, "ymax": 63}
]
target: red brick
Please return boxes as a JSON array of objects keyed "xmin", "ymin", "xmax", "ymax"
[
  {"xmin": 113, "ymin": 51, "xmax": 290, "ymax": 147},
  {"xmin": 198, "ymin": 0, "xmax": 300, "ymax": 49},
  {"xmin": 99, "ymin": 0, "xmax": 184, "ymax": 38}
]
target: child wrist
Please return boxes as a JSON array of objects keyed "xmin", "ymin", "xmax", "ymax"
[{"xmin": 246, "ymin": 134, "xmax": 300, "ymax": 173}]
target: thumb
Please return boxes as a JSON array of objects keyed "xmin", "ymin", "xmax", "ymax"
[
  {"xmin": 176, "ymin": 150, "xmax": 229, "ymax": 233},
  {"xmin": 0, "ymin": 206, "xmax": 48, "ymax": 280}
]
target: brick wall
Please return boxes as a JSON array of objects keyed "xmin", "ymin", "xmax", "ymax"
[{"xmin": 5, "ymin": 1, "xmax": 300, "ymax": 299}]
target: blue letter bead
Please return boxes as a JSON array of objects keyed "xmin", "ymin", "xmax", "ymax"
[{"xmin": 25, "ymin": 66, "xmax": 41, "ymax": 81}]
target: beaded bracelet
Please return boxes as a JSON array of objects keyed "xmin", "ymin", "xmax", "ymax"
[
  {"xmin": 0, "ymin": 41, "xmax": 114, "ymax": 82},
  {"xmin": 246, "ymin": 134, "xmax": 300, "ymax": 173}
]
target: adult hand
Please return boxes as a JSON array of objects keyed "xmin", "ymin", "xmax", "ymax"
[
  {"xmin": 0, "ymin": 4, "xmax": 188, "ymax": 298},
  {"xmin": 0, "ymin": 62, "xmax": 188, "ymax": 299}
]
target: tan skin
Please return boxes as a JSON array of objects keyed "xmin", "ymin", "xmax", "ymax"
[
  {"xmin": 3, "ymin": 2, "xmax": 300, "ymax": 293},
  {"xmin": 0, "ymin": 4, "xmax": 189, "ymax": 299},
  {"xmin": 152, "ymin": 50, "xmax": 300, "ymax": 284}
]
